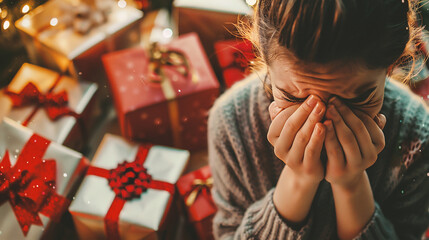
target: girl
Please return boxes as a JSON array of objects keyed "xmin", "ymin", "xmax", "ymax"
[{"xmin": 208, "ymin": 0, "xmax": 429, "ymax": 239}]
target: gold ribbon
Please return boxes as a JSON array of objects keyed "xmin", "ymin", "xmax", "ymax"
[
  {"xmin": 148, "ymin": 43, "xmax": 199, "ymax": 147},
  {"xmin": 185, "ymin": 177, "xmax": 213, "ymax": 207}
]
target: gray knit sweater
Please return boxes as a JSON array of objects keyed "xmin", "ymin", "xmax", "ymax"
[{"xmin": 208, "ymin": 74, "xmax": 429, "ymax": 240}]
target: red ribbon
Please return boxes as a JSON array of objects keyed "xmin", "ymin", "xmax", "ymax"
[
  {"xmin": 86, "ymin": 144, "xmax": 175, "ymax": 240},
  {"xmin": 4, "ymin": 74, "xmax": 80, "ymax": 126},
  {"xmin": 0, "ymin": 134, "xmax": 69, "ymax": 236}
]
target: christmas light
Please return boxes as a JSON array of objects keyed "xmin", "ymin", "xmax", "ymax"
[
  {"xmin": 118, "ymin": 0, "xmax": 127, "ymax": 8},
  {"xmin": 162, "ymin": 28, "xmax": 173, "ymax": 39},
  {"xmin": 22, "ymin": 5, "xmax": 30, "ymax": 14},
  {"xmin": 1, "ymin": 8, "xmax": 7, "ymax": 19},
  {"xmin": 50, "ymin": 17, "xmax": 58, "ymax": 26},
  {"xmin": 246, "ymin": 0, "xmax": 257, "ymax": 6},
  {"xmin": 3, "ymin": 20, "xmax": 9, "ymax": 30}
]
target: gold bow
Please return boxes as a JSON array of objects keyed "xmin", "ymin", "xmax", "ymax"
[
  {"xmin": 148, "ymin": 42, "xmax": 199, "ymax": 84},
  {"xmin": 185, "ymin": 177, "xmax": 213, "ymax": 207}
]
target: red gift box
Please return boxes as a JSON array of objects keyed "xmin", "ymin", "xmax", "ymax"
[
  {"xmin": 214, "ymin": 39, "xmax": 255, "ymax": 88},
  {"xmin": 177, "ymin": 166, "xmax": 217, "ymax": 240},
  {"xmin": 102, "ymin": 33, "xmax": 219, "ymax": 150}
]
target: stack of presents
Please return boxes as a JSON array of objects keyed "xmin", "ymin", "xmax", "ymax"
[
  {"xmin": 0, "ymin": 0, "xmax": 428, "ymax": 239},
  {"xmin": 0, "ymin": 0, "xmax": 255, "ymax": 239}
]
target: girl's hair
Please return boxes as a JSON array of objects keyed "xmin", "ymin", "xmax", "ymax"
[{"xmin": 241, "ymin": 0, "xmax": 423, "ymax": 95}]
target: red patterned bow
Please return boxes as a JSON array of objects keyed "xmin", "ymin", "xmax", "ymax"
[
  {"xmin": 86, "ymin": 144, "xmax": 175, "ymax": 240},
  {"xmin": 5, "ymin": 82, "xmax": 79, "ymax": 125},
  {"xmin": 0, "ymin": 135, "xmax": 69, "ymax": 236}
]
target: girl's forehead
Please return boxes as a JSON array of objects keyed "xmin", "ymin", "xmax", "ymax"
[{"xmin": 269, "ymin": 59, "xmax": 386, "ymax": 96}]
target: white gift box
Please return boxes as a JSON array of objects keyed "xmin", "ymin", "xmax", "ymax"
[
  {"xmin": 0, "ymin": 118, "xmax": 88, "ymax": 240},
  {"xmin": 69, "ymin": 134, "xmax": 190, "ymax": 240},
  {"xmin": 2, "ymin": 63, "xmax": 98, "ymax": 151},
  {"xmin": 15, "ymin": 0, "xmax": 143, "ymax": 82}
]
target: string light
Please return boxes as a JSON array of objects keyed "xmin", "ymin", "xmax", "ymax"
[
  {"xmin": 162, "ymin": 28, "xmax": 173, "ymax": 39},
  {"xmin": 3, "ymin": 20, "xmax": 10, "ymax": 30},
  {"xmin": 246, "ymin": 0, "xmax": 257, "ymax": 6},
  {"xmin": 22, "ymin": 5, "xmax": 30, "ymax": 14},
  {"xmin": 50, "ymin": 17, "xmax": 58, "ymax": 26},
  {"xmin": 1, "ymin": 8, "xmax": 7, "ymax": 19},
  {"xmin": 118, "ymin": 0, "xmax": 127, "ymax": 8}
]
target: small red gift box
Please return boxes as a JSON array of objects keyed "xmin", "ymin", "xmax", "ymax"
[
  {"xmin": 214, "ymin": 39, "xmax": 255, "ymax": 88},
  {"xmin": 177, "ymin": 166, "xmax": 217, "ymax": 240},
  {"xmin": 102, "ymin": 33, "xmax": 219, "ymax": 150},
  {"xmin": 0, "ymin": 118, "xmax": 88, "ymax": 240},
  {"xmin": 1, "ymin": 63, "xmax": 98, "ymax": 151}
]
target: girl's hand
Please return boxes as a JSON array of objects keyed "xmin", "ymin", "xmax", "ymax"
[
  {"xmin": 267, "ymin": 95, "xmax": 327, "ymax": 184},
  {"xmin": 323, "ymin": 97, "xmax": 386, "ymax": 190}
]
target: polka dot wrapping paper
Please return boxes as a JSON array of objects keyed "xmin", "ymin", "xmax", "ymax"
[{"xmin": 102, "ymin": 33, "xmax": 219, "ymax": 150}]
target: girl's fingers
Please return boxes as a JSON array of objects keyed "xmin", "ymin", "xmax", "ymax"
[
  {"xmin": 303, "ymin": 123, "xmax": 326, "ymax": 169},
  {"xmin": 330, "ymin": 98, "xmax": 374, "ymax": 161},
  {"xmin": 286, "ymin": 102, "xmax": 326, "ymax": 166},
  {"xmin": 269, "ymin": 101, "xmax": 283, "ymax": 121},
  {"xmin": 267, "ymin": 104, "xmax": 296, "ymax": 145},
  {"xmin": 274, "ymin": 96, "xmax": 321, "ymax": 158},
  {"xmin": 323, "ymin": 120, "xmax": 345, "ymax": 169},
  {"xmin": 326, "ymin": 104, "xmax": 361, "ymax": 166},
  {"xmin": 354, "ymin": 111, "xmax": 386, "ymax": 153},
  {"xmin": 374, "ymin": 113, "xmax": 387, "ymax": 130}
]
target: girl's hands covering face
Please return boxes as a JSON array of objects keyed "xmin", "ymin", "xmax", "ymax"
[
  {"xmin": 267, "ymin": 96, "xmax": 386, "ymax": 187},
  {"xmin": 323, "ymin": 97, "xmax": 386, "ymax": 189},
  {"xmin": 267, "ymin": 96, "xmax": 327, "ymax": 184}
]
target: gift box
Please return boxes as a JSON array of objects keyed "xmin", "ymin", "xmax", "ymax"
[
  {"xmin": 1, "ymin": 63, "xmax": 98, "ymax": 151},
  {"xmin": 102, "ymin": 33, "xmax": 219, "ymax": 150},
  {"xmin": 214, "ymin": 39, "xmax": 255, "ymax": 88},
  {"xmin": 177, "ymin": 166, "xmax": 216, "ymax": 240},
  {"xmin": 0, "ymin": 117, "xmax": 89, "ymax": 240},
  {"xmin": 174, "ymin": 0, "xmax": 253, "ymax": 83},
  {"xmin": 126, "ymin": 0, "xmax": 173, "ymax": 12},
  {"xmin": 14, "ymin": 0, "xmax": 143, "ymax": 84},
  {"xmin": 69, "ymin": 134, "xmax": 189, "ymax": 240}
]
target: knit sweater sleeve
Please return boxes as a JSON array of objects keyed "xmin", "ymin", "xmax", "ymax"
[
  {"xmin": 354, "ymin": 81, "xmax": 429, "ymax": 240},
  {"xmin": 208, "ymin": 81, "xmax": 313, "ymax": 239}
]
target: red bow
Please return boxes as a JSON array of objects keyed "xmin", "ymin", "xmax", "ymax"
[
  {"xmin": 86, "ymin": 144, "xmax": 175, "ymax": 240},
  {"xmin": 5, "ymin": 82, "xmax": 78, "ymax": 122},
  {"xmin": 0, "ymin": 135, "xmax": 69, "ymax": 236}
]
